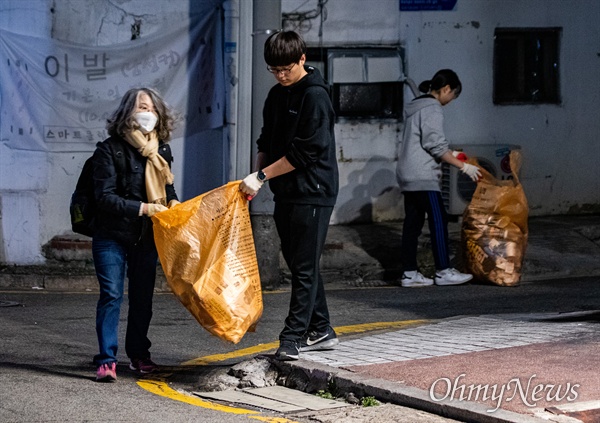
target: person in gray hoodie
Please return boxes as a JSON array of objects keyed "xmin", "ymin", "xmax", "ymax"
[{"xmin": 396, "ymin": 69, "xmax": 481, "ymax": 288}]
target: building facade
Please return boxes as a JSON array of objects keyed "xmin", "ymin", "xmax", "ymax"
[{"xmin": 1, "ymin": 0, "xmax": 598, "ymax": 265}]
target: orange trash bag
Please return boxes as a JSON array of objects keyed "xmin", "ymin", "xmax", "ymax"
[
  {"xmin": 152, "ymin": 181, "xmax": 263, "ymax": 343},
  {"xmin": 461, "ymin": 150, "xmax": 529, "ymax": 286}
]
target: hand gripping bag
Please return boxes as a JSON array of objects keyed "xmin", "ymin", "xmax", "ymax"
[
  {"xmin": 461, "ymin": 150, "xmax": 529, "ymax": 286},
  {"xmin": 152, "ymin": 181, "xmax": 262, "ymax": 343}
]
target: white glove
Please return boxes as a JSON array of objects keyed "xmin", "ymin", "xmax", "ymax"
[
  {"xmin": 146, "ymin": 203, "xmax": 168, "ymax": 217},
  {"xmin": 240, "ymin": 172, "xmax": 264, "ymax": 197},
  {"xmin": 461, "ymin": 163, "xmax": 482, "ymax": 182},
  {"xmin": 168, "ymin": 199, "xmax": 181, "ymax": 209}
]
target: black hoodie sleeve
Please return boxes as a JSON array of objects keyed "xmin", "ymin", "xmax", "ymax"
[{"xmin": 285, "ymin": 85, "xmax": 334, "ymax": 169}]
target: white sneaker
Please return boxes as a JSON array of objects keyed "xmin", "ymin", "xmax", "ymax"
[
  {"xmin": 401, "ymin": 271, "xmax": 434, "ymax": 287},
  {"xmin": 435, "ymin": 268, "xmax": 473, "ymax": 286}
]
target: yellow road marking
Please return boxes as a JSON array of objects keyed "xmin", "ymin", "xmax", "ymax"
[
  {"xmin": 181, "ymin": 342, "xmax": 279, "ymax": 366},
  {"xmin": 137, "ymin": 379, "xmax": 300, "ymax": 423},
  {"xmin": 138, "ymin": 319, "xmax": 432, "ymax": 421},
  {"xmin": 181, "ymin": 342, "xmax": 278, "ymax": 366},
  {"xmin": 335, "ymin": 320, "xmax": 430, "ymax": 335},
  {"xmin": 137, "ymin": 378, "xmax": 256, "ymax": 415},
  {"xmin": 181, "ymin": 320, "xmax": 429, "ymax": 366}
]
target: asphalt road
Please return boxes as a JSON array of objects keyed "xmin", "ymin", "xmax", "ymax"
[{"xmin": 1, "ymin": 276, "xmax": 598, "ymax": 422}]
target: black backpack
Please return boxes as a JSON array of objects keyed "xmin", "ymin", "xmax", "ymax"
[{"xmin": 70, "ymin": 138, "xmax": 126, "ymax": 237}]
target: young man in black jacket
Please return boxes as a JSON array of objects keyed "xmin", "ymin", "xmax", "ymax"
[{"xmin": 240, "ymin": 31, "xmax": 339, "ymax": 360}]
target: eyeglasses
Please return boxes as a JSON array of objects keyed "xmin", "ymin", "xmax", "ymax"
[{"xmin": 266, "ymin": 63, "xmax": 296, "ymax": 75}]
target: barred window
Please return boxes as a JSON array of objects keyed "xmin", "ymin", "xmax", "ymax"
[{"xmin": 493, "ymin": 27, "xmax": 561, "ymax": 104}]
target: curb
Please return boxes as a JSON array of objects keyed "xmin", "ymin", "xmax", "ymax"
[
  {"xmin": 0, "ymin": 269, "xmax": 171, "ymax": 292},
  {"xmin": 273, "ymin": 358, "xmax": 549, "ymax": 423}
]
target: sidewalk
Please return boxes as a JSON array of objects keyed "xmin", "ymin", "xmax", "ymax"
[
  {"xmin": 320, "ymin": 214, "xmax": 600, "ymax": 286},
  {"xmin": 280, "ymin": 214, "xmax": 600, "ymax": 423},
  {"xmin": 280, "ymin": 311, "xmax": 600, "ymax": 423}
]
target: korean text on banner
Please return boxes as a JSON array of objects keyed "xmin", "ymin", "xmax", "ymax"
[
  {"xmin": 152, "ymin": 181, "xmax": 263, "ymax": 344},
  {"xmin": 0, "ymin": 11, "xmax": 223, "ymax": 152}
]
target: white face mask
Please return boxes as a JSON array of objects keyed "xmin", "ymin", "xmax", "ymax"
[{"xmin": 134, "ymin": 111, "xmax": 158, "ymax": 134}]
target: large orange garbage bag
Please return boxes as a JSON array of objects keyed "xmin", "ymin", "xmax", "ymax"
[
  {"xmin": 152, "ymin": 181, "xmax": 263, "ymax": 343},
  {"xmin": 461, "ymin": 150, "xmax": 529, "ymax": 286}
]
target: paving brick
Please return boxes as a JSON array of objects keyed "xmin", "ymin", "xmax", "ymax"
[{"xmin": 304, "ymin": 315, "xmax": 597, "ymax": 369}]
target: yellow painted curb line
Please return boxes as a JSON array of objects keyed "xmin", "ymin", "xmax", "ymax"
[
  {"xmin": 181, "ymin": 342, "xmax": 279, "ymax": 366},
  {"xmin": 137, "ymin": 378, "xmax": 300, "ymax": 423},
  {"xmin": 335, "ymin": 320, "xmax": 429, "ymax": 335},
  {"xmin": 181, "ymin": 319, "xmax": 429, "ymax": 367},
  {"xmin": 137, "ymin": 319, "xmax": 432, "ymax": 421},
  {"xmin": 137, "ymin": 378, "xmax": 256, "ymax": 415}
]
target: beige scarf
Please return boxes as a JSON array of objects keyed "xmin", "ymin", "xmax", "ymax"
[{"xmin": 124, "ymin": 130, "xmax": 174, "ymax": 206}]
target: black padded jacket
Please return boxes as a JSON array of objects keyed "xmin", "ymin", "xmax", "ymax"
[{"xmin": 92, "ymin": 135, "xmax": 178, "ymax": 247}]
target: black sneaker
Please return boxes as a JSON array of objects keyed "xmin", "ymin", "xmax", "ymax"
[
  {"xmin": 299, "ymin": 326, "xmax": 339, "ymax": 352},
  {"xmin": 275, "ymin": 340, "xmax": 299, "ymax": 361}
]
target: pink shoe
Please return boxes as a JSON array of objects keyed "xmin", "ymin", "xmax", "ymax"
[{"xmin": 96, "ymin": 362, "xmax": 117, "ymax": 382}]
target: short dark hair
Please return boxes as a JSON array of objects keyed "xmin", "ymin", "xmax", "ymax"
[
  {"xmin": 418, "ymin": 69, "xmax": 462, "ymax": 98},
  {"xmin": 106, "ymin": 87, "xmax": 177, "ymax": 141},
  {"xmin": 264, "ymin": 31, "xmax": 306, "ymax": 67}
]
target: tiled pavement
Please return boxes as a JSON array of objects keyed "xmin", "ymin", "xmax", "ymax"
[
  {"xmin": 300, "ymin": 315, "xmax": 597, "ymax": 368},
  {"xmin": 280, "ymin": 313, "xmax": 600, "ymax": 422}
]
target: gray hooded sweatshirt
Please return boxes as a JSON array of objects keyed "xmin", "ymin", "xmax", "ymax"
[{"xmin": 395, "ymin": 95, "xmax": 450, "ymax": 192}]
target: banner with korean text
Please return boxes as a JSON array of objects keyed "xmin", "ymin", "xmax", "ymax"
[{"xmin": 0, "ymin": 12, "xmax": 223, "ymax": 152}]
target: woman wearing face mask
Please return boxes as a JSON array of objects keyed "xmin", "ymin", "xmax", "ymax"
[{"xmin": 91, "ymin": 88, "xmax": 180, "ymax": 382}]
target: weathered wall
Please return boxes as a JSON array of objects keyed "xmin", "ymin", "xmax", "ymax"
[
  {"xmin": 281, "ymin": 0, "xmax": 406, "ymax": 224},
  {"xmin": 1, "ymin": 0, "xmax": 54, "ymax": 263},
  {"xmin": 0, "ymin": 0, "xmax": 225, "ymax": 264},
  {"xmin": 2, "ymin": 0, "xmax": 599, "ymax": 265},
  {"xmin": 283, "ymin": 0, "xmax": 600, "ymax": 220}
]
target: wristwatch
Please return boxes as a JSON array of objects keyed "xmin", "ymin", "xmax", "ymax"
[{"xmin": 257, "ymin": 170, "xmax": 267, "ymax": 182}]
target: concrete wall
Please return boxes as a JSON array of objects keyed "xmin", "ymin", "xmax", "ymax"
[
  {"xmin": 0, "ymin": 0, "xmax": 227, "ymax": 264},
  {"xmin": 1, "ymin": 0, "xmax": 54, "ymax": 263},
  {"xmin": 2, "ymin": 0, "xmax": 599, "ymax": 265},
  {"xmin": 283, "ymin": 0, "xmax": 600, "ymax": 220}
]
